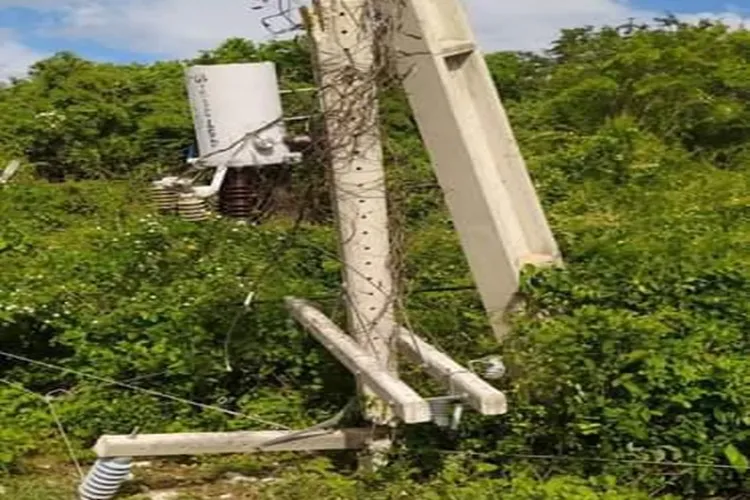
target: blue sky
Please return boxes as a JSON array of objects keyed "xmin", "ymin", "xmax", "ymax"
[
  {"xmin": 638, "ymin": 0, "xmax": 744, "ymax": 11},
  {"xmin": 0, "ymin": 0, "xmax": 747, "ymax": 79},
  {"xmin": 0, "ymin": 6, "xmax": 152, "ymax": 62}
]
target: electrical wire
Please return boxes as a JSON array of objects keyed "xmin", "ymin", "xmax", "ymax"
[
  {"xmin": 222, "ymin": 292, "xmax": 254, "ymax": 373},
  {"xmin": 249, "ymin": 0, "xmax": 304, "ymax": 36},
  {"xmin": 257, "ymin": 396, "xmax": 358, "ymax": 449},
  {"xmin": 190, "ymin": 116, "xmax": 284, "ymax": 167},
  {"xmin": 44, "ymin": 388, "xmax": 84, "ymax": 479},
  {"xmin": 0, "ymin": 379, "xmax": 84, "ymax": 478},
  {"xmin": 0, "ymin": 350, "xmax": 290, "ymax": 430},
  {"xmin": 222, "ymin": 284, "xmax": 476, "ymax": 306},
  {"xmin": 219, "ymin": 182, "xmax": 316, "ymax": 365}
]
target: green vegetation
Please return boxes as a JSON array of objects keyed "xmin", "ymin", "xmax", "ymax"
[{"xmin": 1, "ymin": 16, "xmax": 749, "ymax": 499}]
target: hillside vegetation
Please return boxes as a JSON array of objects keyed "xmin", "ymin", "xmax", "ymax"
[{"xmin": 1, "ymin": 17, "xmax": 749, "ymax": 499}]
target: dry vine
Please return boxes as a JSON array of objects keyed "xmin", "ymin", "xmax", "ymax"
[{"xmin": 247, "ymin": 0, "xmax": 448, "ymax": 369}]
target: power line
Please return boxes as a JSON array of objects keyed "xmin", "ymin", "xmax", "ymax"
[
  {"xmin": 0, "ymin": 349, "xmax": 290, "ymax": 430},
  {"xmin": 0, "ymin": 379, "xmax": 84, "ymax": 478},
  {"xmin": 222, "ymin": 179, "xmax": 318, "ymax": 370}
]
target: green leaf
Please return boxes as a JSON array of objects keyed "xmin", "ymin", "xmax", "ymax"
[{"xmin": 724, "ymin": 444, "xmax": 749, "ymax": 474}]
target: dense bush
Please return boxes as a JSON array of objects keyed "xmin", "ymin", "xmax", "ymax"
[
  {"xmin": 256, "ymin": 455, "xmax": 673, "ymax": 499},
  {"xmin": 1, "ymin": 17, "xmax": 749, "ymax": 498}
]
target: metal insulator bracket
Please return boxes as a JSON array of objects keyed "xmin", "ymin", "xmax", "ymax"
[{"xmin": 426, "ymin": 396, "xmax": 464, "ymax": 430}]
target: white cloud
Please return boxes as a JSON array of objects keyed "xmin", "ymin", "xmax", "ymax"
[
  {"xmin": 0, "ymin": 0, "xmax": 747, "ymax": 77},
  {"xmin": 680, "ymin": 10, "xmax": 749, "ymax": 29},
  {"xmin": 465, "ymin": 0, "xmax": 653, "ymax": 51},
  {"xmin": 464, "ymin": 1, "xmax": 750, "ymax": 51},
  {"xmin": 0, "ymin": 29, "xmax": 48, "ymax": 81},
  {"xmin": 52, "ymin": 0, "xmax": 278, "ymax": 56}
]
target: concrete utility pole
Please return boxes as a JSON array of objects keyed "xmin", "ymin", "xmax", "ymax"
[
  {"xmin": 304, "ymin": 0, "xmax": 399, "ymax": 455},
  {"xmin": 395, "ymin": 0, "xmax": 562, "ymax": 340}
]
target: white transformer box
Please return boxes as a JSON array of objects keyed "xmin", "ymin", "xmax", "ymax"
[{"xmin": 185, "ymin": 62, "xmax": 297, "ymax": 168}]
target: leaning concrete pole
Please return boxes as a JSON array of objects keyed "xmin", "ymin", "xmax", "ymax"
[{"xmin": 393, "ymin": 0, "xmax": 562, "ymax": 340}]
